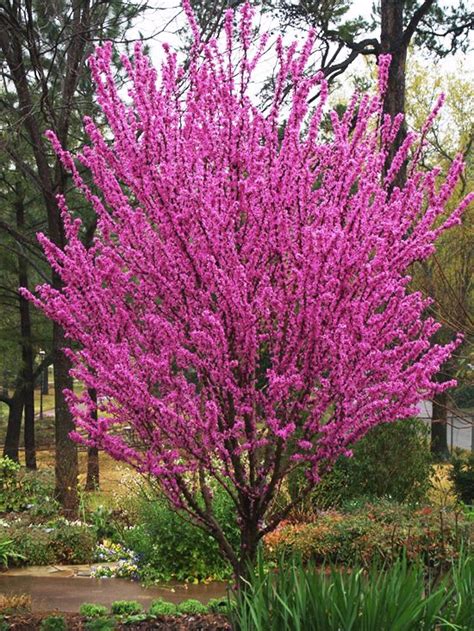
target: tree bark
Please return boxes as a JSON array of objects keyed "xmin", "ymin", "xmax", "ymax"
[
  {"xmin": 85, "ymin": 388, "xmax": 99, "ymax": 491},
  {"xmin": 16, "ymin": 181, "xmax": 36, "ymax": 470},
  {"xmin": 380, "ymin": 0, "xmax": 408, "ymax": 186},
  {"xmin": 53, "ymin": 322, "xmax": 78, "ymax": 513}
]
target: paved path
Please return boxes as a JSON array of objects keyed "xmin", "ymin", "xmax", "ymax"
[{"xmin": 0, "ymin": 567, "xmax": 227, "ymax": 613}]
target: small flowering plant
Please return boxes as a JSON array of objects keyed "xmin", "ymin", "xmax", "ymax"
[
  {"xmin": 26, "ymin": 0, "xmax": 473, "ymax": 580},
  {"xmin": 93, "ymin": 540, "xmax": 140, "ymax": 580}
]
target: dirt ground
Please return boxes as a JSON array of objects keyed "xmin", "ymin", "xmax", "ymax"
[{"xmin": 2, "ymin": 614, "xmax": 232, "ymax": 630}]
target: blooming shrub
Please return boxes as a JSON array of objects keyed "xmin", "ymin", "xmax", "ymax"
[{"xmin": 264, "ymin": 501, "xmax": 471, "ymax": 568}]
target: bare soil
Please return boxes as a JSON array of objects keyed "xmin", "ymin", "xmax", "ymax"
[{"xmin": 2, "ymin": 613, "xmax": 232, "ymax": 630}]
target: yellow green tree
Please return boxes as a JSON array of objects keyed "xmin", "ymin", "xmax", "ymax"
[{"xmin": 407, "ymin": 59, "xmax": 473, "ymax": 458}]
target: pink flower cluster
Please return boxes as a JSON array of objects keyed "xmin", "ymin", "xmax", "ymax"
[{"xmin": 26, "ymin": 2, "xmax": 471, "ymax": 526}]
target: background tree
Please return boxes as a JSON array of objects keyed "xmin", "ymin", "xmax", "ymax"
[
  {"xmin": 28, "ymin": 4, "xmax": 472, "ymax": 580},
  {"xmin": 0, "ymin": 0, "xmax": 148, "ymax": 512},
  {"xmin": 407, "ymin": 60, "xmax": 474, "ymax": 457}
]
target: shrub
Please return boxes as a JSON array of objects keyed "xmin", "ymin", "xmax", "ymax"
[
  {"xmin": 177, "ymin": 599, "xmax": 208, "ymax": 615},
  {"xmin": 122, "ymin": 486, "xmax": 238, "ymax": 582},
  {"xmin": 2, "ymin": 521, "xmax": 96, "ymax": 566},
  {"xmin": 39, "ymin": 615, "xmax": 67, "ymax": 631},
  {"xmin": 149, "ymin": 599, "xmax": 178, "ymax": 616},
  {"xmin": 207, "ymin": 598, "xmax": 229, "ymax": 614},
  {"xmin": 264, "ymin": 501, "xmax": 470, "ymax": 569},
  {"xmin": 110, "ymin": 601, "xmax": 143, "ymax": 616},
  {"xmin": 289, "ymin": 419, "xmax": 432, "ymax": 511},
  {"xmin": 0, "ymin": 537, "xmax": 24, "ymax": 568},
  {"xmin": 0, "ymin": 457, "xmax": 23, "ymax": 512},
  {"xmin": 450, "ymin": 452, "xmax": 474, "ymax": 505},
  {"xmin": 79, "ymin": 603, "xmax": 108, "ymax": 618},
  {"xmin": 84, "ymin": 618, "xmax": 116, "ymax": 631}
]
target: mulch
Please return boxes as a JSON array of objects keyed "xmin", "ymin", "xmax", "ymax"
[{"xmin": 2, "ymin": 614, "xmax": 232, "ymax": 630}]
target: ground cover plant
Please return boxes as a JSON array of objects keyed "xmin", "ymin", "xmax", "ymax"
[{"xmin": 26, "ymin": 0, "xmax": 473, "ymax": 582}]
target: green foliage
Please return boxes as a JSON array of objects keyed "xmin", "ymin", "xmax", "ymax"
[
  {"xmin": 0, "ymin": 537, "xmax": 24, "ymax": 568},
  {"xmin": 1, "ymin": 520, "xmax": 95, "ymax": 566},
  {"xmin": 84, "ymin": 618, "xmax": 116, "ymax": 631},
  {"xmin": 264, "ymin": 501, "xmax": 470, "ymax": 569},
  {"xmin": 148, "ymin": 599, "xmax": 178, "ymax": 617},
  {"xmin": 88, "ymin": 506, "xmax": 120, "ymax": 541},
  {"xmin": 0, "ymin": 457, "xmax": 23, "ymax": 512},
  {"xmin": 39, "ymin": 615, "xmax": 67, "ymax": 631},
  {"xmin": 450, "ymin": 452, "xmax": 474, "ymax": 505},
  {"xmin": 79, "ymin": 604, "xmax": 109, "ymax": 619},
  {"xmin": 0, "ymin": 616, "xmax": 8, "ymax": 631},
  {"xmin": 207, "ymin": 597, "xmax": 229, "ymax": 614},
  {"xmin": 230, "ymin": 551, "xmax": 472, "ymax": 631},
  {"xmin": 122, "ymin": 486, "xmax": 238, "ymax": 582},
  {"xmin": 177, "ymin": 599, "xmax": 208, "ymax": 615},
  {"xmin": 110, "ymin": 601, "xmax": 143, "ymax": 616},
  {"xmin": 290, "ymin": 419, "xmax": 432, "ymax": 510}
]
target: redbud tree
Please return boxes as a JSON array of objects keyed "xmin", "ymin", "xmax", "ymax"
[{"xmin": 26, "ymin": 2, "xmax": 472, "ymax": 579}]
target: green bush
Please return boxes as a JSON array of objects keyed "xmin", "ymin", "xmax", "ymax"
[
  {"xmin": 177, "ymin": 599, "xmax": 208, "ymax": 615},
  {"xmin": 0, "ymin": 520, "xmax": 96, "ymax": 566},
  {"xmin": 110, "ymin": 601, "xmax": 143, "ymax": 616},
  {"xmin": 79, "ymin": 603, "xmax": 109, "ymax": 618},
  {"xmin": 39, "ymin": 615, "xmax": 67, "ymax": 631},
  {"xmin": 122, "ymin": 485, "xmax": 239, "ymax": 582},
  {"xmin": 149, "ymin": 599, "xmax": 178, "ymax": 616},
  {"xmin": 450, "ymin": 452, "xmax": 474, "ymax": 505},
  {"xmin": 264, "ymin": 501, "xmax": 470, "ymax": 569},
  {"xmin": 84, "ymin": 618, "xmax": 116, "ymax": 631},
  {"xmin": 230, "ymin": 551, "xmax": 472, "ymax": 631},
  {"xmin": 0, "ymin": 536, "xmax": 24, "ymax": 568},
  {"xmin": 0, "ymin": 459, "xmax": 57, "ymax": 515},
  {"xmin": 289, "ymin": 418, "xmax": 432, "ymax": 510},
  {"xmin": 207, "ymin": 597, "xmax": 229, "ymax": 614},
  {"xmin": 0, "ymin": 457, "xmax": 23, "ymax": 512}
]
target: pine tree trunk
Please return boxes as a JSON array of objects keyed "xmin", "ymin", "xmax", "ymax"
[
  {"xmin": 53, "ymin": 321, "xmax": 78, "ymax": 515},
  {"xmin": 16, "ymin": 182, "xmax": 36, "ymax": 470},
  {"xmin": 380, "ymin": 0, "xmax": 408, "ymax": 186}
]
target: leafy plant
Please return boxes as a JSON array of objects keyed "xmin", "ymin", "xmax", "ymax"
[
  {"xmin": 264, "ymin": 500, "xmax": 470, "ymax": 569},
  {"xmin": 289, "ymin": 418, "xmax": 432, "ymax": 511},
  {"xmin": 84, "ymin": 618, "xmax": 116, "ymax": 631},
  {"xmin": 122, "ymin": 486, "xmax": 238, "ymax": 582},
  {"xmin": 39, "ymin": 615, "xmax": 68, "ymax": 631},
  {"xmin": 207, "ymin": 597, "xmax": 229, "ymax": 614},
  {"xmin": 450, "ymin": 452, "xmax": 474, "ymax": 505},
  {"xmin": 0, "ymin": 457, "xmax": 23, "ymax": 512},
  {"xmin": 229, "ymin": 553, "xmax": 462, "ymax": 631},
  {"xmin": 110, "ymin": 601, "xmax": 143, "ymax": 616},
  {"xmin": 149, "ymin": 599, "xmax": 178, "ymax": 616},
  {"xmin": 79, "ymin": 603, "xmax": 109, "ymax": 618},
  {"xmin": 0, "ymin": 537, "xmax": 24, "ymax": 568},
  {"xmin": 177, "ymin": 599, "xmax": 208, "ymax": 615}
]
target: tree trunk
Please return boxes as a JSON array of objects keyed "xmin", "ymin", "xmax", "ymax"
[
  {"xmin": 53, "ymin": 321, "xmax": 78, "ymax": 514},
  {"xmin": 85, "ymin": 388, "xmax": 99, "ymax": 491},
  {"xmin": 431, "ymin": 390, "xmax": 450, "ymax": 460},
  {"xmin": 2, "ymin": 383, "xmax": 24, "ymax": 463},
  {"xmin": 380, "ymin": 0, "xmax": 408, "ymax": 186},
  {"xmin": 16, "ymin": 182, "xmax": 36, "ymax": 470}
]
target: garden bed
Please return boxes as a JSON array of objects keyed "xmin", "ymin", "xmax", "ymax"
[{"xmin": 2, "ymin": 613, "xmax": 231, "ymax": 630}]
